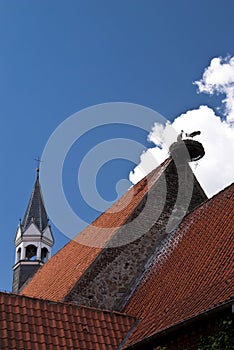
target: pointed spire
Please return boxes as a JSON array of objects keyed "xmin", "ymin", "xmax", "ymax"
[{"xmin": 21, "ymin": 170, "xmax": 48, "ymax": 232}]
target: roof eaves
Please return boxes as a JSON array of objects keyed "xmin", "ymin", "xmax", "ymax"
[{"xmin": 125, "ymin": 299, "xmax": 234, "ymax": 349}]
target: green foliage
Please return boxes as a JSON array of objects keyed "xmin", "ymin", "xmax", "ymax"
[{"xmin": 198, "ymin": 316, "xmax": 234, "ymax": 350}]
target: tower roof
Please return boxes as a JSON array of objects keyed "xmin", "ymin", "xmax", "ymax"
[{"xmin": 21, "ymin": 171, "xmax": 48, "ymax": 232}]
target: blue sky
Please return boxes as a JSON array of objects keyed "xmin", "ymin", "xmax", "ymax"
[{"xmin": 0, "ymin": 1, "xmax": 233, "ymax": 291}]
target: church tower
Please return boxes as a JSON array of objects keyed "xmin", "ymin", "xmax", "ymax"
[{"xmin": 12, "ymin": 168, "xmax": 54, "ymax": 293}]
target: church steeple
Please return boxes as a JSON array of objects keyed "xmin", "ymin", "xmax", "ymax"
[
  {"xmin": 12, "ymin": 169, "xmax": 54, "ymax": 293},
  {"xmin": 21, "ymin": 169, "xmax": 48, "ymax": 232}
]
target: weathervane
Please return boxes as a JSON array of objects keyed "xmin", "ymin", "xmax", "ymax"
[{"xmin": 34, "ymin": 156, "xmax": 43, "ymax": 174}]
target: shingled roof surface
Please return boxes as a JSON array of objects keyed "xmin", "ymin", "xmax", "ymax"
[
  {"xmin": 0, "ymin": 292, "xmax": 137, "ymax": 350},
  {"xmin": 124, "ymin": 182, "xmax": 234, "ymax": 348},
  {"xmin": 21, "ymin": 175, "xmax": 48, "ymax": 232},
  {"xmin": 21, "ymin": 158, "xmax": 171, "ymax": 301}
]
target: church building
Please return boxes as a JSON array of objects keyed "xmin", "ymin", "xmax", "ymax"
[{"xmin": 0, "ymin": 137, "xmax": 233, "ymax": 349}]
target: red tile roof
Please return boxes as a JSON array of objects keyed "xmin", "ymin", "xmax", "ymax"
[
  {"xmin": 124, "ymin": 182, "xmax": 234, "ymax": 347},
  {"xmin": 0, "ymin": 292, "xmax": 137, "ymax": 350},
  {"xmin": 21, "ymin": 158, "xmax": 171, "ymax": 301}
]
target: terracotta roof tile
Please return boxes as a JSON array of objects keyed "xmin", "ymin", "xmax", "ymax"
[
  {"xmin": 124, "ymin": 182, "xmax": 234, "ymax": 347},
  {"xmin": 0, "ymin": 292, "xmax": 137, "ymax": 350},
  {"xmin": 21, "ymin": 158, "xmax": 171, "ymax": 301}
]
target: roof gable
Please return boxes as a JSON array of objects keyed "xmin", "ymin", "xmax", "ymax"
[
  {"xmin": 21, "ymin": 221, "xmax": 42, "ymax": 236},
  {"xmin": 42, "ymin": 225, "xmax": 54, "ymax": 244},
  {"xmin": 14, "ymin": 225, "xmax": 22, "ymax": 244},
  {"xmin": 64, "ymin": 159, "xmax": 207, "ymax": 310}
]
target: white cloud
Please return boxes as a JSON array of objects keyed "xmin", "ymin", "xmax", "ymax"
[
  {"xmin": 194, "ymin": 56, "xmax": 234, "ymax": 122},
  {"xmin": 130, "ymin": 56, "xmax": 234, "ymax": 198}
]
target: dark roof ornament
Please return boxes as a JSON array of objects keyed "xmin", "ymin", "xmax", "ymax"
[
  {"xmin": 171, "ymin": 130, "xmax": 205, "ymax": 162},
  {"xmin": 34, "ymin": 157, "xmax": 43, "ymax": 178}
]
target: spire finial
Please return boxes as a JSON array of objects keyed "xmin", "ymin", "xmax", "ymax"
[{"xmin": 34, "ymin": 157, "xmax": 43, "ymax": 177}]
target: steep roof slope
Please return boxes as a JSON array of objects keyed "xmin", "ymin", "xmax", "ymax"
[
  {"xmin": 21, "ymin": 174, "xmax": 48, "ymax": 232},
  {"xmin": 63, "ymin": 157, "xmax": 207, "ymax": 311},
  {"xmin": 21, "ymin": 158, "xmax": 172, "ymax": 301},
  {"xmin": 0, "ymin": 292, "xmax": 137, "ymax": 350},
  {"xmin": 124, "ymin": 183, "xmax": 234, "ymax": 348}
]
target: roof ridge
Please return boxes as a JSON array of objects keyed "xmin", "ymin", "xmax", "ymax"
[{"xmin": 2, "ymin": 290, "xmax": 136, "ymax": 319}]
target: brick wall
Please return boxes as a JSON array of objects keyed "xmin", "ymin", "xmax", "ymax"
[{"xmin": 65, "ymin": 159, "xmax": 207, "ymax": 311}]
